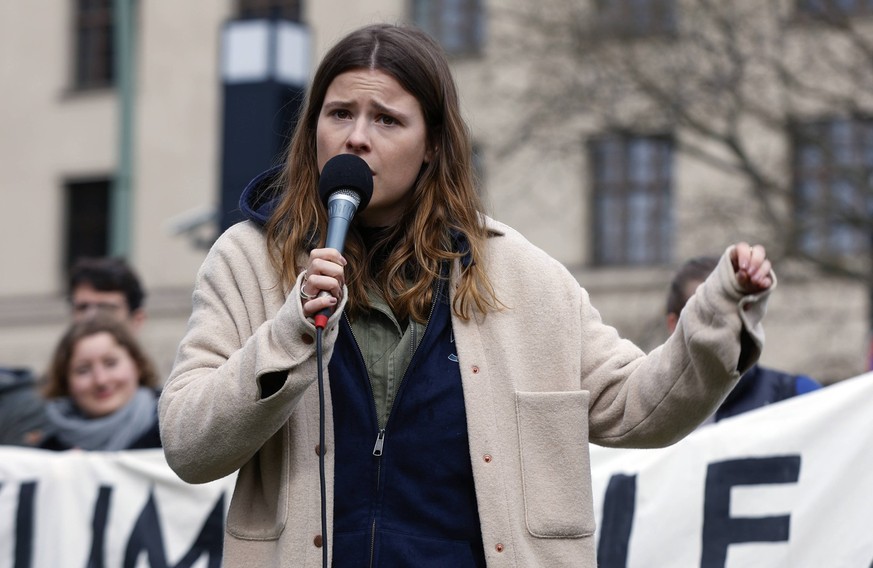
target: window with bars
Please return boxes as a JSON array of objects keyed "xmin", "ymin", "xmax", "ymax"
[
  {"xmin": 595, "ymin": 0, "xmax": 677, "ymax": 38},
  {"xmin": 237, "ymin": 0, "xmax": 302, "ymax": 21},
  {"xmin": 73, "ymin": 0, "xmax": 114, "ymax": 89},
  {"xmin": 411, "ymin": 0, "xmax": 485, "ymax": 56},
  {"xmin": 797, "ymin": 0, "xmax": 873, "ymax": 18},
  {"xmin": 793, "ymin": 118, "xmax": 873, "ymax": 257},
  {"xmin": 589, "ymin": 134, "xmax": 674, "ymax": 266},
  {"xmin": 65, "ymin": 178, "xmax": 112, "ymax": 272}
]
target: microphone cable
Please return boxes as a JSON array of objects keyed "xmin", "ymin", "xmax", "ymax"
[
  {"xmin": 316, "ymin": 326, "xmax": 329, "ymax": 568},
  {"xmin": 311, "ymin": 153, "xmax": 373, "ymax": 568}
]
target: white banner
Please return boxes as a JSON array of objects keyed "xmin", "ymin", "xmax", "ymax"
[
  {"xmin": 2, "ymin": 373, "xmax": 872, "ymax": 568},
  {"xmin": 591, "ymin": 372, "xmax": 873, "ymax": 568},
  {"xmin": 0, "ymin": 448, "xmax": 235, "ymax": 568}
]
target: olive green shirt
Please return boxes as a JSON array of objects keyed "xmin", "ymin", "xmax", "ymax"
[{"xmin": 349, "ymin": 291, "xmax": 426, "ymax": 429}]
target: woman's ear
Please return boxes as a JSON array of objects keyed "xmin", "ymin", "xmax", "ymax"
[{"xmin": 424, "ymin": 146, "xmax": 437, "ymax": 164}]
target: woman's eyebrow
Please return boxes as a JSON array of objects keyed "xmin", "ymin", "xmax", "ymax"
[{"xmin": 323, "ymin": 99, "xmax": 409, "ymax": 120}]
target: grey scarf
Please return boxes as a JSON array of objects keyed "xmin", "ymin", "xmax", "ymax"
[{"xmin": 45, "ymin": 387, "xmax": 157, "ymax": 451}]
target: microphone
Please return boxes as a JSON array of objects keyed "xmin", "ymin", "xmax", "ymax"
[{"xmin": 313, "ymin": 154, "xmax": 373, "ymax": 329}]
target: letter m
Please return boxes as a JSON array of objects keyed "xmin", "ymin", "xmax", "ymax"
[{"xmin": 124, "ymin": 491, "xmax": 225, "ymax": 568}]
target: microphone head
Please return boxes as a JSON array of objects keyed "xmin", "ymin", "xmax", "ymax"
[{"xmin": 318, "ymin": 154, "xmax": 373, "ymax": 212}]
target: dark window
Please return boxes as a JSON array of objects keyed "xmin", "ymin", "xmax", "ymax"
[
  {"xmin": 797, "ymin": 0, "xmax": 873, "ymax": 18},
  {"xmin": 595, "ymin": 0, "xmax": 677, "ymax": 37},
  {"xmin": 793, "ymin": 118, "xmax": 873, "ymax": 257},
  {"xmin": 65, "ymin": 178, "xmax": 111, "ymax": 272},
  {"xmin": 411, "ymin": 0, "xmax": 485, "ymax": 56},
  {"xmin": 590, "ymin": 134, "xmax": 673, "ymax": 266},
  {"xmin": 237, "ymin": 0, "xmax": 302, "ymax": 20},
  {"xmin": 74, "ymin": 0, "xmax": 114, "ymax": 89}
]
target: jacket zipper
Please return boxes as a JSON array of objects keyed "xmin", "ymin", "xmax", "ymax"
[
  {"xmin": 368, "ymin": 430, "xmax": 384, "ymax": 568},
  {"xmin": 348, "ymin": 279, "xmax": 443, "ymax": 568},
  {"xmin": 369, "ymin": 518, "xmax": 377, "ymax": 568},
  {"xmin": 372, "ymin": 429, "xmax": 386, "ymax": 456},
  {"xmin": 344, "ymin": 321, "xmax": 383, "ymax": 568}
]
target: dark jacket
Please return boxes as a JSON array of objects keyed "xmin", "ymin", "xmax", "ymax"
[
  {"xmin": 238, "ymin": 165, "xmax": 283, "ymax": 226},
  {"xmin": 715, "ymin": 364, "xmax": 821, "ymax": 422},
  {"xmin": 0, "ymin": 367, "xmax": 51, "ymax": 446}
]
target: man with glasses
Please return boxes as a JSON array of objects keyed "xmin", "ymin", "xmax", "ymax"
[{"xmin": 68, "ymin": 257, "xmax": 147, "ymax": 331}]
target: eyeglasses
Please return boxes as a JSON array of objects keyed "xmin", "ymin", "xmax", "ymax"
[{"xmin": 72, "ymin": 302, "xmax": 126, "ymax": 316}]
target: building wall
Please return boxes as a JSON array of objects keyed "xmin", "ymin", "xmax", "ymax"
[
  {"xmin": 0, "ymin": 0, "xmax": 867, "ymax": 385},
  {"xmin": 0, "ymin": 0, "xmax": 237, "ymax": 378}
]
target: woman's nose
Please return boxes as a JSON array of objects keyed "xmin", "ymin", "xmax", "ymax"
[
  {"xmin": 345, "ymin": 120, "xmax": 371, "ymax": 152},
  {"xmin": 92, "ymin": 367, "xmax": 111, "ymax": 385}
]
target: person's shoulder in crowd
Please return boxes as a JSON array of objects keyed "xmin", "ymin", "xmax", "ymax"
[
  {"xmin": 715, "ymin": 363, "xmax": 822, "ymax": 422},
  {"xmin": 0, "ymin": 366, "xmax": 52, "ymax": 446},
  {"xmin": 794, "ymin": 373, "xmax": 822, "ymax": 395}
]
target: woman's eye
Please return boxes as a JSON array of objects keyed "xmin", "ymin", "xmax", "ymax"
[
  {"xmin": 333, "ymin": 109, "xmax": 351, "ymax": 120},
  {"xmin": 73, "ymin": 365, "xmax": 91, "ymax": 376},
  {"xmin": 378, "ymin": 115, "xmax": 398, "ymax": 126}
]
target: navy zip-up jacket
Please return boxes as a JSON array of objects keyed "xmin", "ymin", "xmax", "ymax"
[
  {"xmin": 240, "ymin": 170, "xmax": 487, "ymax": 566},
  {"xmin": 715, "ymin": 364, "xmax": 820, "ymax": 422}
]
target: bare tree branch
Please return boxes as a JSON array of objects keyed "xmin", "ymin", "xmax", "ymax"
[{"xmin": 489, "ymin": 0, "xmax": 873, "ymax": 284}]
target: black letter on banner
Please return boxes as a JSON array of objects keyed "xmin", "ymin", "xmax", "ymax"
[
  {"xmin": 597, "ymin": 473, "xmax": 636, "ymax": 568},
  {"xmin": 123, "ymin": 490, "xmax": 225, "ymax": 568},
  {"xmin": 701, "ymin": 455, "xmax": 801, "ymax": 568},
  {"xmin": 15, "ymin": 481, "xmax": 36, "ymax": 568},
  {"xmin": 87, "ymin": 485, "xmax": 113, "ymax": 568}
]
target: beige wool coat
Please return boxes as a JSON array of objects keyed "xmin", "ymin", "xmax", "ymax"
[{"xmin": 159, "ymin": 216, "xmax": 770, "ymax": 567}]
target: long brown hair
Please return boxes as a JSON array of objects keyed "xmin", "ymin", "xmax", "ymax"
[
  {"xmin": 43, "ymin": 316, "xmax": 159, "ymax": 399},
  {"xmin": 265, "ymin": 23, "xmax": 499, "ymax": 322}
]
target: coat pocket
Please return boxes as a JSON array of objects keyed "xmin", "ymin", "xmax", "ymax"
[
  {"xmin": 515, "ymin": 390, "xmax": 595, "ymax": 538},
  {"xmin": 225, "ymin": 427, "xmax": 289, "ymax": 540}
]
